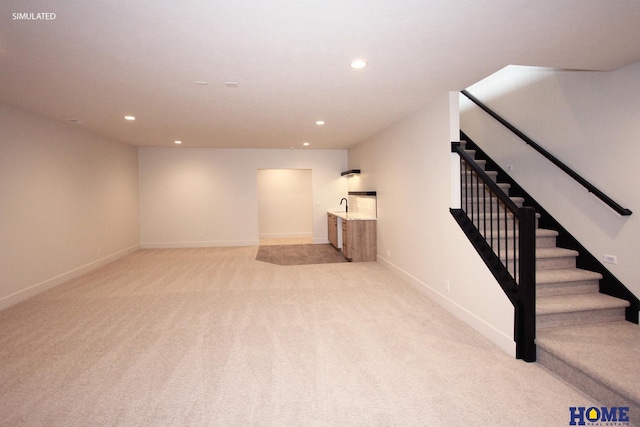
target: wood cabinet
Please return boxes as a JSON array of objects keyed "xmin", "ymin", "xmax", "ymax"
[
  {"xmin": 327, "ymin": 213, "xmax": 339, "ymax": 249},
  {"xmin": 328, "ymin": 212, "xmax": 376, "ymax": 262},
  {"xmin": 342, "ymin": 219, "xmax": 377, "ymax": 262}
]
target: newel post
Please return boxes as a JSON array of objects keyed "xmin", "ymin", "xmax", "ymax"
[{"xmin": 515, "ymin": 206, "xmax": 536, "ymax": 362}]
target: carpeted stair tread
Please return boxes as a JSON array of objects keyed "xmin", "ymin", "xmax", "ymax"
[
  {"xmin": 536, "ymin": 247, "xmax": 579, "ymax": 259},
  {"xmin": 536, "ymin": 268, "xmax": 603, "ymax": 285},
  {"xmin": 536, "ymin": 228, "xmax": 559, "ymax": 238},
  {"xmin": 537, "ymin": 322, "xmax": 640, "ymax": 412},
  {"xmin": 537, "ymin": 293, "xmax": 630, "ymax": 315}
]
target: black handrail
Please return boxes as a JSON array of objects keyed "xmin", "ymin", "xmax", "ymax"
[{"xmin": 461, "ymin": 90, "xmax": 632, "ymax": 216}]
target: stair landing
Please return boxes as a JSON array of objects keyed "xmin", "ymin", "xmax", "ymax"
[{"xmin": 537, "ymin": 321, "xmax": 640, "ymax": 424}]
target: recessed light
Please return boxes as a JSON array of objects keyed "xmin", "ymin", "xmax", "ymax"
[
  {"xmin": 224, "ymin": 82, "xmax": 238, "ymax": 88},
  {"xmin": 315, "ymin": 120, "xmax": 325, "ymax": 125},
  {"xmin": 195, "ymin": 81, "xmax": 208, "ymax": 85},
  {"xmin": 174, "ymin": 140, "xmax": 182, "ymax": 145},
  {"xmin": 350, "ymin": 59, "xmax": 368, "ymax": 69},
  {"xmin": 124, "ymin": 115, "xmax": 136, "ymax": 121},
  {"xmin": 303, "ymin": 142, "xmax": 310, "ymax": 146}
]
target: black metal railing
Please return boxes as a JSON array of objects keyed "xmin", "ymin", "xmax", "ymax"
[
  {"xmin": 461, "ymin": 90, "xmax": 632, "ymax": 216},
  {"xmin": 452, "ymin": 142, "xmax": 537, "ymax": 361}
]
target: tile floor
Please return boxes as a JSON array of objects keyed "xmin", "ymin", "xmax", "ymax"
[{"xmin": 255, "ymin": 243, "xmax": 347, "ymax": 266}]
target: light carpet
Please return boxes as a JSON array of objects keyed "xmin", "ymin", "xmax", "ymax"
[{"xmin": 0, "ymin": 247, "xmax": 598, "ymax": 426}]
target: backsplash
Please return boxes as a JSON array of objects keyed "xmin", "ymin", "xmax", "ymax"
[{"xmin": 348, "ymin": 193, "xmax": 377, "ymax": 218}]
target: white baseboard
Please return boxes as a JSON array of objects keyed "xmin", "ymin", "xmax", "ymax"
[
  {"xmin": 258, "ymin": 232, "xmax": 313, "ymax": 239},
  {"xmin": 140, "ymin": 240, "xmax": 260, "ymax": 249},
  {"xmin": 377, "ymin": 255, "xmax": 516, "ymax": 358},
  {"xmin": 0, "ymin": 244, "xmax": 140, "ymax": 311}
]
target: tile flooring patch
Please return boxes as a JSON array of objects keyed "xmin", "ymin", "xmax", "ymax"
[{"xmin": 255, "ymin": 244, "xmax": 347, "ymax": 266}]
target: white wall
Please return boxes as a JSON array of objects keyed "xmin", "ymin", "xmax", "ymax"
[
  {"xmin": 461, "ymin": 62, "xmax": 640, "ymax": 300},
  {"xmin": 348, "ymin": 92, "xmax": 516, "ymax": 356},
  {"xmin": 138, "ymin": 148, "xmax": 347, "ymax": 247},
  {"xmin": 0, "ymin": 103, "xmax": 140, "ymax": 309},
  {"xmin": 257, "ymin": 169, "xmax": 313, "ymax": 239}
]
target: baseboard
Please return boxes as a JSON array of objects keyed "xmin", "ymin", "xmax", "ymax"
[
  {"xmin": 313, "ymin": 238, "xmax": 330, "ymax": 244},
  {"xmin": 258, "ymin": 232, "xmax": 313, "ymax": 239},
  {"xmin": 377, "ymin": 254, "xmax": 516, "ymax": 358},
  {"xmin": 140, "ymin": 240, "xmax": 260, "ymax": 249},
  {"xmin": 0, "ymin": 244, "xmax": 140, "ymax": 311}
]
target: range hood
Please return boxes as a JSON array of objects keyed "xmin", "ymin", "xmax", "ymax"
[{"xmin": 341, "ymin": 169, "xmax": 361, "ymax": 176}]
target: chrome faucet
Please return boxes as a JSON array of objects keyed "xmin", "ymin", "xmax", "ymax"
[{"xmin": 340, "ymin": 197, "xmax": 348, "ymax": 212}]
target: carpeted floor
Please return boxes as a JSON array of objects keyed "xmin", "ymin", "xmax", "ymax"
[
  {"xmin": 0, "ymin": 247, "xmax": 598, "ymax": 426},
  {"xmin": 256, "ymin": 243, "xmax": 348, "ymax": 265}
]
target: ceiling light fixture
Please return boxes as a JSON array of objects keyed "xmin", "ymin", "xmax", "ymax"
[
  {"xmin": 174, "ymin": 140, "xmax": 182, "ymax": 145},
  {"xmin": 350, "ymin": 59, "xmax": 368, "ymax": 69},
  {"xmin": 67, "ymin": 118, "xmax": 83, "ymax": 124},
  {"xmin": 224, "ymin": 81, "xmax": 238, "ymax": 88},
  {"xmin": 124, "ymin": 115, "xmax": 136, "ymax": 121},
  {"xmin": 303, "ymin": 142, "xmax": 310, "ymax": 146},
  {"xmin": 195, "ymin": 81, "xmax": 208, "ymax": 85},
  {"xmin": 315, "ymin": 120, "xmax": 325, "ymax": 125}
]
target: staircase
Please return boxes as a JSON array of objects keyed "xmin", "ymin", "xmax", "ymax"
[{"xmin": 458, "ymin": 141, "xmax": 640, "ymax": 423}]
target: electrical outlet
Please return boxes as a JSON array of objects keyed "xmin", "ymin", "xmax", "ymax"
[{"xmin": 603, "ymin": 254, "xmax": 618, "ymax": 264}]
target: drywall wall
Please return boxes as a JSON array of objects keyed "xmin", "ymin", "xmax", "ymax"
[
  {"xmin": 257, "ymin": 169, "xmax": 313, "ymax": 240},
  {"xmin": 138, "ymin": 148, "xmax": 347, "ymax": 247},
  {"xmin": 0, "ymin": 103, "xmax": 140, "ymax": 309},
  {"xmin": 460, "ymin": 62, "xmax": 640, "ymax": 300},
  {"xmin": 348, "ymin": 92, "xmax": 516, "ymax": 356}
]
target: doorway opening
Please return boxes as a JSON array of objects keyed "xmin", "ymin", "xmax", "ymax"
[{"xmin": 257, "ymin": 169, "xmax": 313, "ymax": 246}]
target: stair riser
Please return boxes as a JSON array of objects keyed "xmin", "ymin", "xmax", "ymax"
[
  {"xmin": 462, "ymin": 172, "xmax": 498, "ymax": 182},
  {"xmin": 460, "ymin": 200, "xmax": 524, "ymax": 212},
  {"xmin": 462, "ymin": 181, "xmax": 510, "ymax": 188},
  {"xmin": 536, "ymin": 256, "xmax": 576, "ymax": 270},
  {"xmin": 494, "ymin": 255, "xmax": 577, "ymax": 270},
  {"xmin": 462, "ymin": 190, "xmax": 516, "ymax": 197},
  {"xmin": 536, "ymin": 236, "xmax": 557, "ymax": 248},
  {"xmin": 481, "ymin": 235, "xmax": 557, "ymax": 250},
  {"xmin": 470, "ymin": 217, "xmax": 539, "ymax": 230},
  {"xmin": 537, "ymin": 281, "xmax": 600, "ymax": 297},
  {"xmin": 537, "ymin": 307, "xmax": 626, "ymax": 330}
]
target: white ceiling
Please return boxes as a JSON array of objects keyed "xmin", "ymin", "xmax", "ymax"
[{"xmin": 2, "ymin": 0, "xmax": 640, "ymax": 149}]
